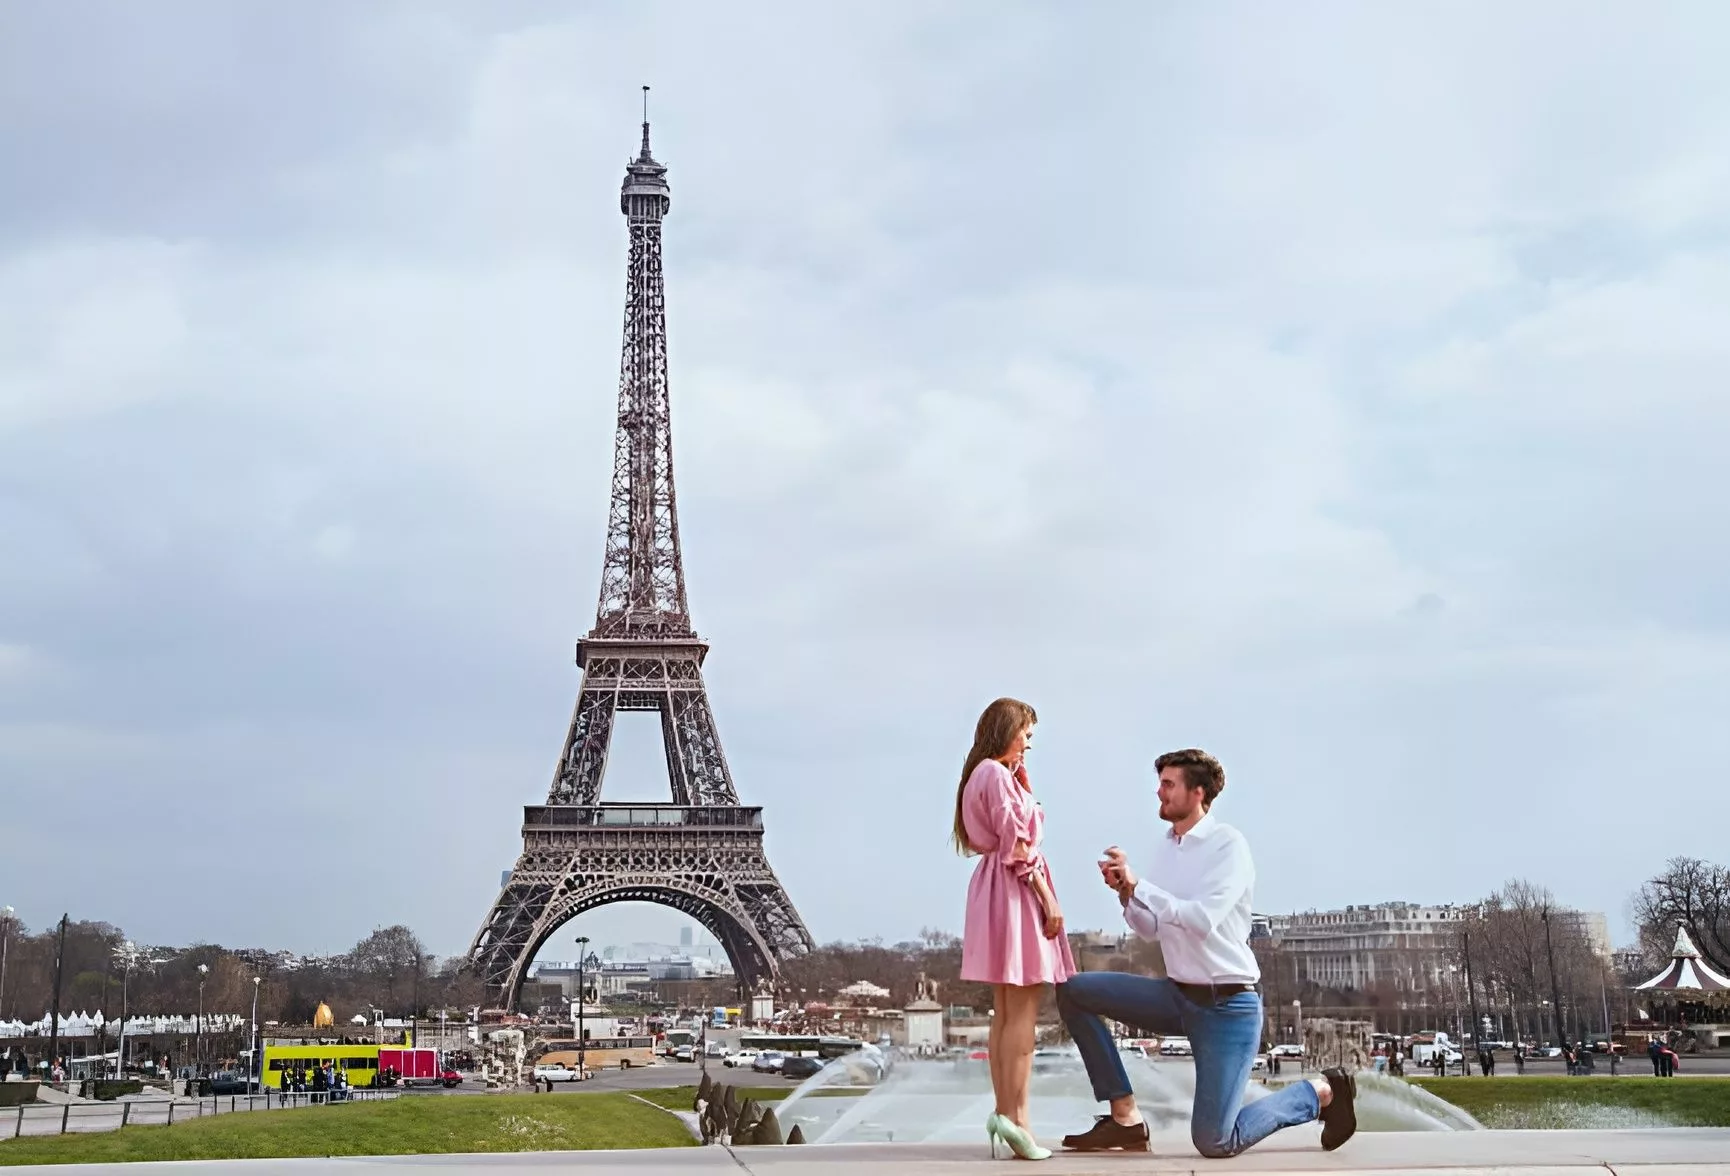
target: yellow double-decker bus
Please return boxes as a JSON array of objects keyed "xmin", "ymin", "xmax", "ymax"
[
  {"xmin": 261, "ymin": 1039, "xmax": 456, "ymax": 1089},
  {"xmin": 538, "ymin": 1035, "xmax": 658, "ymax": 1071},
  {"xmin": 262, "ymin": 1042, "xmax": 387, "ymax": 1088}
]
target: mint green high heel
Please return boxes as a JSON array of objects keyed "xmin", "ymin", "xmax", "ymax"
[{"xmin": 987, "ymin": 1112, "xmax": 1051, "ymax": 1161}]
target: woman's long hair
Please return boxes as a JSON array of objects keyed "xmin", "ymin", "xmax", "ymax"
[{"xmin": 951, "ymin": 697, "xmax": 1038, "ymax": 855}]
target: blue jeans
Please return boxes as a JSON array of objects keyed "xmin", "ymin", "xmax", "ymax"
[{"xmin": 1057, "ymin": 974, "xmax": 1319, "ymax": 1158}]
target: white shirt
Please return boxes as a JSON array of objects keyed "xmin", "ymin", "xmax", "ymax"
[{"xmin": 1121, "ymin": 809, "xmax": 1260, "ymax": 985}]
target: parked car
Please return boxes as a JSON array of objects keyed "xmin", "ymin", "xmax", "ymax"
[
  {"xmin": 781, "ymin": 1056, "xmax": 824, "ymax": 1080},
  {"xmin": 1270, "ymin": 1044, "xmax": 1304, "ymax": 1057},
  {"xmin": 673, "ymin": 1045, "xmax": 695, "ymax": 1063},
  {"xmin": 724, "ymin": 1049, "xmax": 759, "ymax": 1069},
  {"xmin": 751, "ymin": 1051, "xmax": 786, "ymax": 1073},
  {"xmin": 1159, "ymin": 1037, "xmax": 1193, "ymax": 1056},
  {"xmin": 533, "ymin": 1063, "xmax": 583, "ymax": 1083},
  {"xmin": 206, "ymin": 1072, "xmax": 257, "ymax": 1095},
  {"xmin": 705, "ymin": 1042, "xmax": 729, "ymax": 1059}
]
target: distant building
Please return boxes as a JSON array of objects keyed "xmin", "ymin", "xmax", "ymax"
[
  {"xmin": 1555, "ymin": 910, "xmax": 1612, "ymax": 959},
  {"xmin": 1256, "ymin": 902, "xmax": 1466, "ymax": 993},
  {"xmin": 1255, "ymin": 901, "xmax": 1612, "ymax": 995},
  {"xmin": 836, "ymin": 980, "xmax": 891, "ymax": 1005},
  {"xmin": 1612, "ymin": 944, "xmax": 1649, "ymax": 978}
]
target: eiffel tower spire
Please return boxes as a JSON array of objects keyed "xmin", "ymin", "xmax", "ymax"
[
  {"xmin": 466, "ymin": 105, "xmax": 814, "ymax": 1010},
  {"xmin": 597, "ymin": 87, "xmax": 686, "ymax": 638}
]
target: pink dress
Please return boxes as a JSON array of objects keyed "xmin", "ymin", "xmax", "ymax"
[{"xmin": 959, "ymin": 759, "xmax": 1077, "ymax": 987}]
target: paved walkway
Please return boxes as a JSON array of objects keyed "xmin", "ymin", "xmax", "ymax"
[{"xmin": 3, "ymin": 1130, "xmax": 1726, "ymax": 1173}]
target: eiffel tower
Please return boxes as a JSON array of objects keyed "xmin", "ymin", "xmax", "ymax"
[{"xmin": 467, "ymin": 105, "xmax": 814, "ymax": 1009}]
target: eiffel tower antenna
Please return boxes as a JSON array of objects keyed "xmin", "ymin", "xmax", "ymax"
[{"xmin": 467, "ymin": 106, "xmax": 814, "ymax": 1011}]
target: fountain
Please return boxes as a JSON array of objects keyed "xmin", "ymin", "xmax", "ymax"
[{"xmin": 773, "ymin": 1048, "xmax": 1480, "ymax": 1146}]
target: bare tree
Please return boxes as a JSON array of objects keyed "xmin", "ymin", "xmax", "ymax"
[
  {"xmin": 1631, "ymin": 857, "xmax": 1730, "ymax": 973},
  {"xmin": 1455, "ymin": 879, "xmax": 1614, "ymax": 1047},
  {"xmin": 347, "ymin": 925, "xmax": 428, "ymax": 1015}
]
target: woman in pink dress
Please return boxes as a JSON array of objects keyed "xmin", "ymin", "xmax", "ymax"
[{"xmin": 954, "ymin": 697, "xmax": 1075, "ymax": 1160}]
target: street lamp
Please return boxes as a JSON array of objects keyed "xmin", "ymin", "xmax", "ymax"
[
  {"xmin": 196, "ymin": 964, "xmax": 209, "ymax": 1078},
  {"xmin": 114, "ymin": 941, "xmax": 140, "ymax": 1079},
  {"xmin": 250, "ymin": 977, "xmax": 262, "ymax": 1092},
  {"xmin": 1292, "ymin": 999, "xmax": 1302, "ymax": 1070},
  {"xmin": 1447, "ymin": 964, "xmax": 1461, "ymax": 1042},
  {"xmin": 0, "ymin": 906, "xmax": 13, "ymax": 1022},
  {"xmin": 575, "ymin": 936, "xmax": 590, "ymax": 1077}
]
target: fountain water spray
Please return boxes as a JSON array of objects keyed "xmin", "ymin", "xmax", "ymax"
[{"xmin": 774, "ymin": 1048, "xmax": 1480, "ymax": 1146}]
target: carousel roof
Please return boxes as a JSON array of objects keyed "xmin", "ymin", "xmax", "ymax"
[{"xmin": 1634, "ymin": 926, "xmax": 1730, "ymax": 991}]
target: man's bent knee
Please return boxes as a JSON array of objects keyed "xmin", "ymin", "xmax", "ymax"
[
  {"xmin": 1192, "ymin": 1130, "xmax": 1243, "ymax": 1160},
  {"xmin": 1057, "ymin": 971, "xmax": 1120, "ymax": 1011}
]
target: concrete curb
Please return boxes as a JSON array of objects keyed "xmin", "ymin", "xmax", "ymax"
[{"xmin": 625, "ymin": 1092, "xmax": 704, "ymax": 1144}]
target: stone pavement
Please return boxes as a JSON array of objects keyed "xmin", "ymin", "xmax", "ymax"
[{"xmin": 4, "ymin": 1130, "xmax": 1727, "ymax": 1173}]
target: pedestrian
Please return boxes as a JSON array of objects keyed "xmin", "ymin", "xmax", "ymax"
[
  {"xmin": 1054, "ymin": 749, "xmax": 1357, "ymax": 1159},
  {"xmin": 1648, "ymin": 1036, "xmax": 1663, "ymax": 1077}
]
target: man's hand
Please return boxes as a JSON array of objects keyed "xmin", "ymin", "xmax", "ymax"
[{"xmin": 1102, "ymin": 846, "xmax": 1138, "ymax": 896}]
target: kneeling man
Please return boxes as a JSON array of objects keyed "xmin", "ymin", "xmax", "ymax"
[{"xmin": 1056, "ymin": 749, "xmax": 1356, "ymax": 1158}]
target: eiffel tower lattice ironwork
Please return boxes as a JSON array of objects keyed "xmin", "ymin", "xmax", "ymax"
[{"xmin": 467, "ymin": 107, "xmax": 814, "ymax": 1008}]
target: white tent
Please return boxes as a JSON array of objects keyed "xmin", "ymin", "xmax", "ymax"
[{"xmin": 1635, "ymin": 926, "xmax": 1730, "ymax": 991}]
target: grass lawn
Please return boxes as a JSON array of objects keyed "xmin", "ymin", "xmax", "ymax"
[
  {"xmin": 0, "ymin": 1092, "xmax": 694, "ymax": 1167},
  {"xmin": 1412, "ymin": 1077, "xmax": 1730, "ymax": 1128}
]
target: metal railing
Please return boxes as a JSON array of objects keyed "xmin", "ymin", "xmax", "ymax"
[
  {"xmin": 523, "ymin": 805, "xmax": 763, "ymax": 829},
  {"xmin": 8, "ymin": 1088, "xmax": 401, "ymax": 1139}
]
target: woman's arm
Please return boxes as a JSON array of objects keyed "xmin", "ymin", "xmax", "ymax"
[
  {"xmin": 977, "ymin": 762, "xmax": 1062, "ymax": 936},
  {"xmin": 1029, "ymin": 868, "xmax": 1064, "ymax": 939},
  {"xmin": 981, "ymin": 763, "xmax": 1044, "ymax": 880}
]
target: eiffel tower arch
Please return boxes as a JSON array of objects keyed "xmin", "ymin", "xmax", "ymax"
[{"xmin": 468, "ymin": 102, "xmax": 814, "ymax": 1010}]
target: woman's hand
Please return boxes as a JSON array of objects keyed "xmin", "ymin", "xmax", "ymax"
[
  {"xmin": 1042, "ymin": 906, "xmax": 1065, "ymax": 940},
  {"xmin": 1012, "ymin": 759, "xmax": 1030, "ymax": 791}
]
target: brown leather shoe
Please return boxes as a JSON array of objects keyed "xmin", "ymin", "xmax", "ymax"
[
  {"xmin": 1319, "ymin": 1068, "xmax": 1357, "ymax": 1151},
  {"xmin": 1061, "ymin": 1115, "xmax": 1150, "ymax": 1152}
]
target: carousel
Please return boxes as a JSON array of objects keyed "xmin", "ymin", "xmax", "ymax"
[{"xmin": 1633, "ymin": 926, "xmax": 1730, "ymax": 1050}]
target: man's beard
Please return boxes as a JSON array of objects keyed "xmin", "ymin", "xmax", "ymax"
[{"xmin": 1159, "ymin": 800, "xmax": 1195, "ymax": 822}]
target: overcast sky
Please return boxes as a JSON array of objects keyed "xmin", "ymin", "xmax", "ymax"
[{"xmin": 3, "ymin": 2, "xmax": 1727, "ymax": 969}]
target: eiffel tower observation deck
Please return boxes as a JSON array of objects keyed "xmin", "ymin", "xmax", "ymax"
[{"xmin": 467, "ymin": 96, "xmax": 813, "ymax": 1010}]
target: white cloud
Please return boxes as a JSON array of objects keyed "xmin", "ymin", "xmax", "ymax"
[{"xmin": 0, "ymin": 1, "xmax": 1726, "ymax": 956}]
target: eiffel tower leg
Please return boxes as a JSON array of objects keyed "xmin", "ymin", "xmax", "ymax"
[
  {"xmin": 467, "ymin": 861, "xmax": 557, "ymax": 1011},
  {"xmin": 550, "ymin": 684, "xmax": 617, "ymax": 806},
  {"xmin": 664, "ymin": 685, "xmax": 738, "ymax": 806},
  {"xmin": 741, "ymin": 878, "xmax": 817, "ymax": 961}
]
